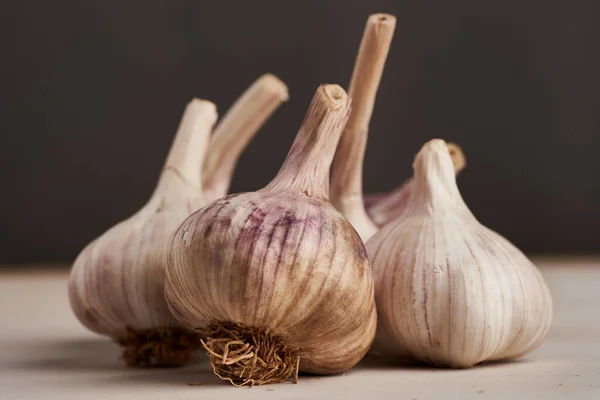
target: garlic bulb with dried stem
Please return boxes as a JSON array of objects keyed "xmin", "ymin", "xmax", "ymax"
[
  {"xmin": 330, "ymin": 13, "xmax": 396, "ymax": 242},
  {"xmin": 165, "ymin": 85, "xmax": 376, "ymax": 386},
  {"xmin": 366, "ymin": 143, "xmax": 466, "ymax": 227},
  {"xmin": 68, "ymin": 75, "xmax": 288, "ymax": 367},
  {"xmin": 368, "ymin": 139, "xmax": 552, "ymax": 368},
  {"xmin": 69, "ymin": 99, "xmax": 218, "ymax": 367}
]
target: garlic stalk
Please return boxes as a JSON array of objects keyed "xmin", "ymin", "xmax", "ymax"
[
  {"xmin": 366, "ymin": 143, "xmax": 466, "ymax": 227},
  {"xmin": 165, "ymin": 85, "xmax": 376, "ymax": 386},
  {"xmin": 368, "ymin": 139, "xmax": 552, "ymax": 367},
  {"xmin": 203, "ymin": 74, "xmax": 289, "ymax": 203},
  {"xmin": 68, "ymin": 99, "xmax": 218, "ymax": 367},
  {"xmin": 330, "ymin": 13, "xmax": 396, "ymax": 242}
]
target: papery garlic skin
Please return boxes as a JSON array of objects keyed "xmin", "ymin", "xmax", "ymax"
[
  {"xmin": 368, "ymin": 139, "xmax": 552, "ymax": 368},
  {"xmin": 69, "ymin": 171, "xmax": 205, "ymax": 336},
  {"xmin": 165, "ymin": 85, "xmax": 376, "ymax": 385},
  {"xmin": 167, "ymin": 191, "xmax": 375, "ymax": 374},
  {"xmin": 68, "ymin": 100, "xmax": 218, "ymax": 366}
]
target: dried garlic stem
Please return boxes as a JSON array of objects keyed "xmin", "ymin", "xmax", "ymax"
[
  {"xmin": 330, "ymin": 13, "xmax": 396, "ymax": 241},
  {"xmin": 264, "ymin": 84, "xmax": 350, "ymax": 198},
  {"xmin": 202, "ymin": 74, "xmax": 288, "ymax": 202},
  {"xmin": 366, "ymin": 143, "xmax": 466, "ymax": 226},
  {"xmin": 448, "ymin": 142, "xmax": 466, "ymax": 172},
  {"xmin": 155, "ymin": 99, "xmax": 217, "ymax": 196}
]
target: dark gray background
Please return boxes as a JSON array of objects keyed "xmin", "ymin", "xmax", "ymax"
[{"xmin": 2, "ymin": 0, "xmax": 599, "ymax": 264}]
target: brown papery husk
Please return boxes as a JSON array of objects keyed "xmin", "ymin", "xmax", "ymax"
[
  {"xmin": 118, "ymin": 327, "xmax": 202, "ymax": 367},
  {"xmin": 201, "ymin": 322, "xmax": 300, "ymax": 387}
]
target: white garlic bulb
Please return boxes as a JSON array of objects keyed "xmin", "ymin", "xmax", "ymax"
[
  {"xmin": 331, "ymin": 13, "xmax": 396, "ymax": 243},
  {"xmin": 365, "ymin": 143, "xmax": 466, "ymax": 227},
  {"xmin": 68, "ymin": 75, "xmax": 288, "ymax": 367},
  {"xmin": 165, "ymin": 85, "xmax": 376, "ymax": 386},
  {"xmin": 68, "ymin": 99, "xmax": 218, "ymax": 367},
  {"xmin": 368, "ymin": 139, "xmax": 553, "ymax": 367}
]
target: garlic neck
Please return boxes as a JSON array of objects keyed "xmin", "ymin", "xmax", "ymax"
[
  {"xmin": 408, "ymin": 139, "xmax": 466, "ymax": 214},
  {"xmin": 264, "ymin": 85, "xmax": 350, "ymax": 199},
  {"xmin": 153, "ymin": 99, "xmax": 217, "ymax": 199}
]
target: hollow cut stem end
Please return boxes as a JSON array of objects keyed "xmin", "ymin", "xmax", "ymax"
[
  {"xmin": 368, "ymin": 13, "xmax": 397, "ymax": 26},
  {"xmin": 320, "ymin": 84, "xmax": 348, "ymax": 110},
  {"xmin": 257, "ymin": 73, "xmax": 289, "ymax": 101},
  {"xmin": 118, "ymin": 327, "xmax": 201, "ymax": 368},
  {"xmin": 202, "ymin": 322, "xmax": 300, "ymax": 387}
]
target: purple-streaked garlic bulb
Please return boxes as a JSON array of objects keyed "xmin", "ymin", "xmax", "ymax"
[{"xmin": 165, "ymin": 85, "xmax": 376, "ymax": 386}]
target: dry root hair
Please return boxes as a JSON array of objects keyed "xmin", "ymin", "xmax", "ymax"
[
  {"xmin": 118, "ymin": 327, "xmax": 201, "ymax": 367},
  {"xmin": 201, "ymin": 322, "xmax": 300, "ymax": 387}
]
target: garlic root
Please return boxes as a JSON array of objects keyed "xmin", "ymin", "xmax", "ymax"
[
  {"xmin": 201, "ymin": 323, "xmax": 299, "ymax": 387},
  {"xmin": 366, "ymin": 142, "xmax": 466, "ymax": 227},
  {"xmin": 331, "ymin": 13, "xmax": 396, "ymax": 242},
  {"xmin": 119, "ymin": 327, "xmax": 202, "ymax": 367},
  {"xmin": 69, "ymin": 99, "xmax": 217, "ymax": 367}
]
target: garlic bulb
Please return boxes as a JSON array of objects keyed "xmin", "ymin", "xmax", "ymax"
[
  {"xmin": 366, "ymin": 143, "xmax": 466, "ymax": 227},
  {"xmin": 69, "ymin": 99, "xmax": 218, "ymax": 367},
  {"xmin": 165, "ymin": 85, "xmax": 376, "ymax": 386},
  {"xmin": 68, "ymin": 75, "xmax": 288, "ymax": 367},
  {"xmin": 368, "ymin": 139, "xmax": 552, "ymax": 367},
  {"xmin": 331, "ymin": 13, "xmax": 396, "ymax": 243}
]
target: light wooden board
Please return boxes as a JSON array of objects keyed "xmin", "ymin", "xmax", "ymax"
[{"xmin": 0, "ymin": 259, "xmax": 598, "ymax": 399}]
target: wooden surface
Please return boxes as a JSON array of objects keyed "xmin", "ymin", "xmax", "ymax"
[{"xmin": 0, "ymin": 259, "xmax": 598, "ymax": 399}]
